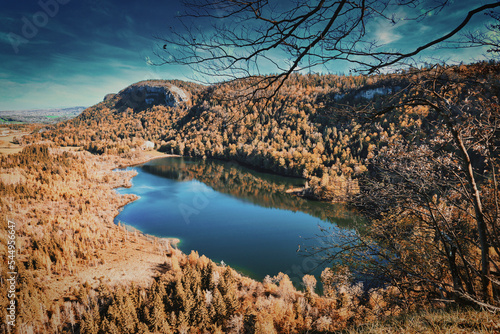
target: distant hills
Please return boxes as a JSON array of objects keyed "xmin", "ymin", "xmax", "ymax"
[{"xmin": 0, "ymin": 106, "xmax": 86, "ymax": 124}]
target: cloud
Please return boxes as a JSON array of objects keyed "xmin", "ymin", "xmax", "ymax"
[
  {"xmin": 0, "ymin": 46, "xmax": 194, "ymax": 111},
  {"xmin": 371, "ymin": 7, "xmax": 410, "ymax": 46},
  {"xmin": 1, "ymin": 0, "xmax": 492, "ymax": 111},
  {"xmin": 0, "ymin": 69, "xmax": 136, "ymax": 110},
  {"xmin": 374, "ymin": 23, "xmax": 402, "ymax": 45},
  {"xmin": 0, "ymin": 0, "xmax": 196, "ymax": 110}
]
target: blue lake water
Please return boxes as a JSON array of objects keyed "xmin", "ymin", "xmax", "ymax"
[{"xmin": 115, "ymin": 157, "xmax": 360, "ymax": 285}]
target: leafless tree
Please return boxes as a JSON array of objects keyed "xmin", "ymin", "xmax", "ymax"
[
  {"xmin": 157, "ymin": 0, "xmax": 500, "ymax": 101},
  {"xmin": 158, "ymin": 0, "xmax": 500, "ymax": 310},
  {"xmin": 455, "ymin": 10, "xmax": 500, "ymax": 59},
  {"xmin": 335, "ymin": 64, "xmax": 500, "ymax": 309}
]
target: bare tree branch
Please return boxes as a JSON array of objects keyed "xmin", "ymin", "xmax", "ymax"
[{"xmin": 156, "ymin": 0, "xmax": 500, "ymax": 104}]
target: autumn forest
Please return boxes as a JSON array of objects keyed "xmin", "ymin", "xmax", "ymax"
[{"xmin": 1, "ymin": 61, "xmax": 500, "ymax": 333}]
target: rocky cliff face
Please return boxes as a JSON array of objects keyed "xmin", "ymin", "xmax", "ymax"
[{"xmin": 112, "ymin": 81, "xmax": 189, "ymax": 111}]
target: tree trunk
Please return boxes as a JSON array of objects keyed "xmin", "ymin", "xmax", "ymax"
[{"xmin": 451, "ymin": 126, "xmax": 493, "ymax": 303}]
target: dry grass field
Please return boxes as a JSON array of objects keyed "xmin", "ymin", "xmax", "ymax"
[{"xmin": 0, "ymin": 127, "xmax": 30, "ymax": 155}]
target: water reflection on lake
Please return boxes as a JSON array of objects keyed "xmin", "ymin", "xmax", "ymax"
[{"xmin": 115, "ymin": 157, "xmax": 361, "ymax": 285}]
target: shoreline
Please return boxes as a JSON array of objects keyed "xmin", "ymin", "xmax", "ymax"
[
  {"xmin": 0, "ymin": 143, "xmax": 192, "ymax": 301},
  {"xmin": 118, "ymin": 221, "xmax": 182, "ymax": 248},
  {"xmin": 118, "ymin": 150, "xmax": 180, "ymax": 168},
  {"xmin": 111, "ymin": 150, "xmax": 183, "ymax": 249},
  {"xmin": 47, "ymin": 149, "xmax": 188, "ymax": 295}
]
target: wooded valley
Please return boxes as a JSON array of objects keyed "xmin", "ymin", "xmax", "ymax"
[{"xmin": 1, "ymin": 61, "xmax": 499, "ymax": 333}]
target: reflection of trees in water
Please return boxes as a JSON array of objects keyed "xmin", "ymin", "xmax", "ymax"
[{"xmin": 142, "ymin": 158, "xmax": 361, "ymax": 229}]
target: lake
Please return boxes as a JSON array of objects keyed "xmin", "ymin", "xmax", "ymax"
[{"xmin": 115, "ymin": 157, "xmax": 361, "ymax": 285}]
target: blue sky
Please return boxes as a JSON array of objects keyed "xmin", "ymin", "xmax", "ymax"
[
  {"xmin": 0, "ymin": 0, "xmax": 495, "ymax": 110},
  {"xmin": 0, "ymin": 0, "xmax": 190, "ymax": 110}
]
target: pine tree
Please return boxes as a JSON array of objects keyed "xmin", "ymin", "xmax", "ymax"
[
  {"xmin": 104, "ymin": 289, "xmax": 140, "ymax": 333},
  {"xmin": 220, "ymin": 269, "xmax": 239, "ymax": 316},
  {"xmin": 173, "ymin": 279, "xmax": 187, "ymax": 312},
  {"xmin": 201, "ymin": 261, "xmax": 215, "ymax": 290},
  {"xmin": 145, "ymin": 288, "xmax": 170, "ymax": 333},
  {"xmin": 100, "ymin": 317, "xmax": 120, "ymax": 334},
  {"xmin": 192, "ymin": 288, "xmax": 210, "ymax": 328},
  {"xmin": 80, "ymin": 303, "xmax": 100, "ymax": 334},
  {"xmin": 211, "ymin": 287, "xmax": 227, "ymax": 325}
]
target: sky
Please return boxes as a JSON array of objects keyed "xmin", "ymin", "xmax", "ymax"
[{"xmin": 0, "ymin": 0, "xmax": 495, "ymax": 111}]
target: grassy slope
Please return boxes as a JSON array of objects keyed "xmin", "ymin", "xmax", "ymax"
[{"xmin": 340, "ymin": 307, "xmax": 500, "ymax": 334}]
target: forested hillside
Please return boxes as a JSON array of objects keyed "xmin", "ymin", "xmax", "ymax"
[
  {"xmin": 0, "ymin": 144, "xmax": 406, "ymax": 333},
  {"xmin": 31, "ymin": 69, "xmax": 417, "ymax": 201},
  {"xmin": 32, "ymin": 63, "xmax": 498, "ymax": 203},
  {"xmin": 11, "ymin": 61, "xmax": 499, "ymax": 332}
]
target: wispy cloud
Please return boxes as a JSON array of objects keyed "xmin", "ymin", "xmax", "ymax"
[
  {"xmin": 374, "ymin": 22, "xmax": 402, "ymax": 45},
  {"xmin": 0, "ymin": 0, "xmax": 493, "ymax": 110},
  {"xmin": 370, "ymin": 7, "xmax": 411, "ymax": 47}
]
